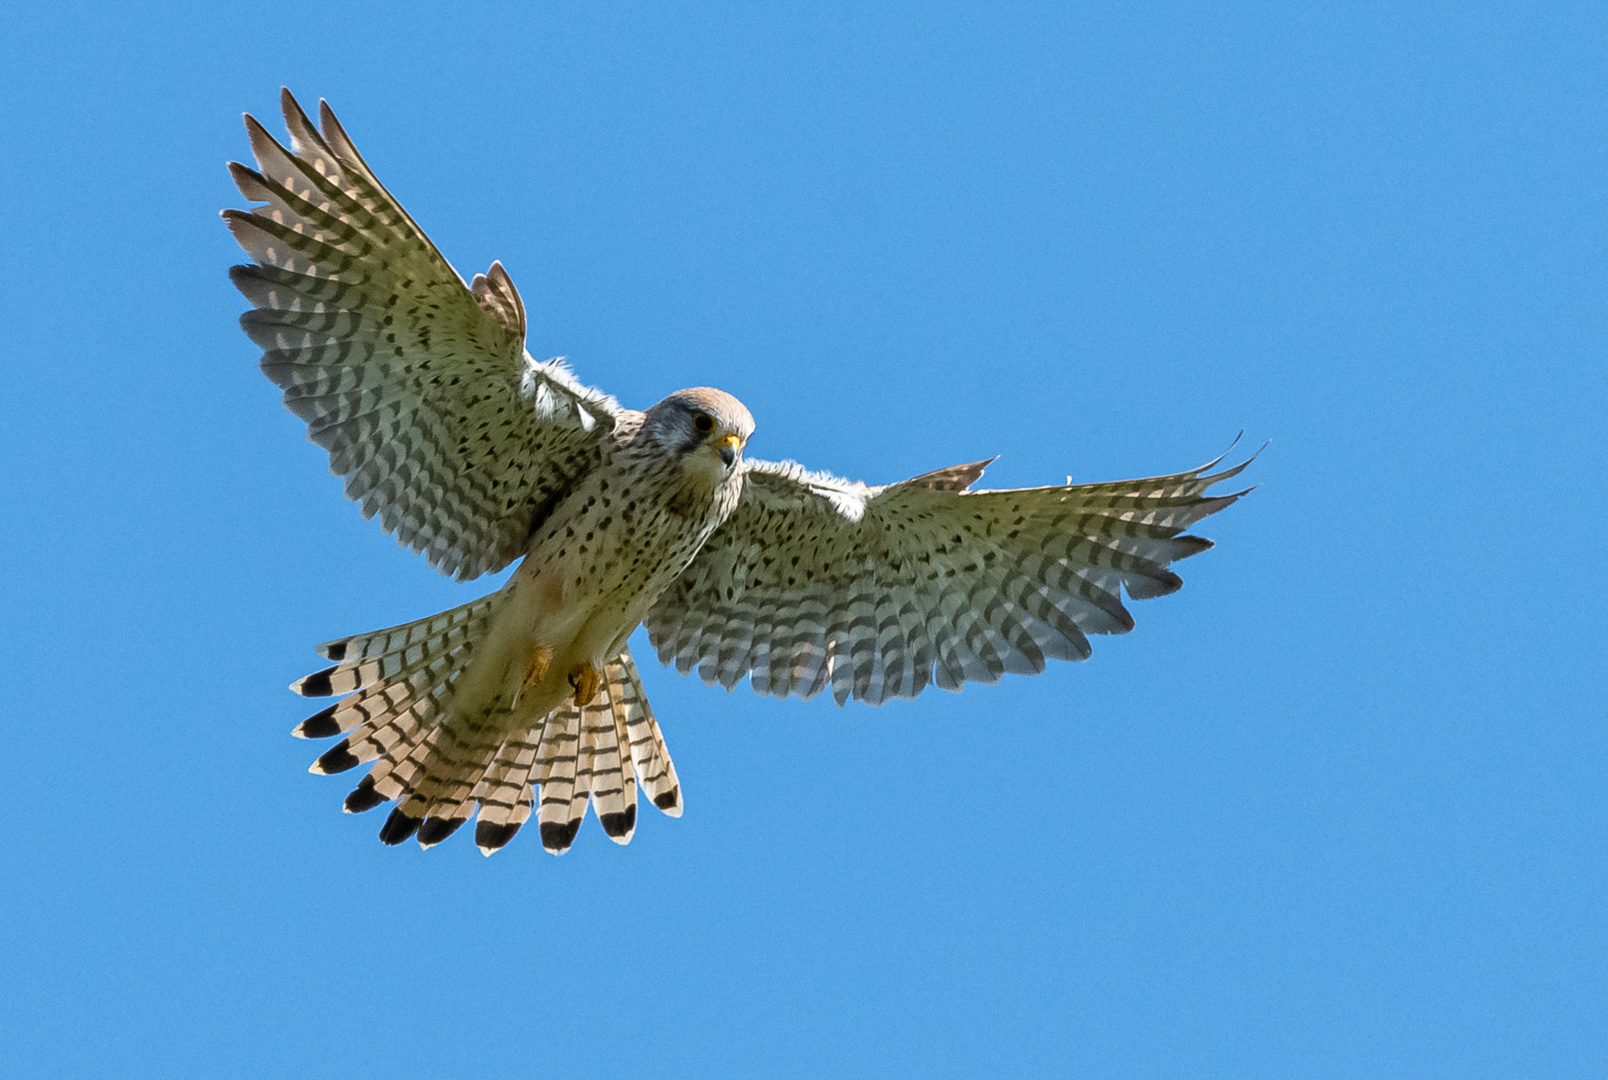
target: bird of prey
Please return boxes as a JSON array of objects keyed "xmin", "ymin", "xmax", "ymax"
[{"xmin": 223, "ymin": 89, "xmax": 1253, "ymax": 858}]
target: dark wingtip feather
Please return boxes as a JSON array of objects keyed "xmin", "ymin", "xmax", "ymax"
[
  {"xmin": 475, "ymin": 820, "xmax": 523, "ymax": 855},
  {"xmin": 294, "ymin": 705, "xmax": 340, "ymax": 739},
  {"xmin": 293, "ymin": 666, "xmax": 337, "ymax": 697},
  {"xmin": 311, "ymin": 740, "xmax": 359, "ymax": 775},
  {"xmin": 540, "ymin": 818, "xmax": 583, "ymax": 854},
  {"xmin": 1199, "ymin": 440, "xmax": 1267, "ymax": 487},
  {"xmin": 343, "ymin": 776, "xmax": 384, "ymax": 814},
  {"xmin": 226, "ymin": 159, "xmax": 263, "ymax": 187},
  {"xmin": 599, "ymin": 805, "xmax": 637, "ymax": 839},
  {"xmin": 1124, "ymin": 570, "xmax": 1185, "ymax": 601},
  {"xmin": 653, "ymin": 789, "xmax": 681, "ymax": 812},
  {"xmin": 226, "ymin": 262, "xmax": 259, "ymax": 294},
  {"xmin": 318, "ymin": 639, "xmax": 348, "ymax": 662},
  {"xmin": 417, "ymin": 817, "xmax": 467, "ymax": 848},
  {"xmin": 379, "ymin": 808, "xmax": 421, "ymax": 846}
]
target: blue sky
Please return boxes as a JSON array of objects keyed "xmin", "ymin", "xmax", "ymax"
[{"xmin": 2, "ymin": 3, "xmax": 1603, "ymax": 1076}]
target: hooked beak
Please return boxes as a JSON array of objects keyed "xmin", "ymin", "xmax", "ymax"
[{"xmin": 717, "ymin": 433, "xmax": 740, "ymax": 467}]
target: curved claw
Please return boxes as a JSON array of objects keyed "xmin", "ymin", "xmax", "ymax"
[{"xmin": 568, "ymin": 662, "xmax": 601, "ymax": 707}]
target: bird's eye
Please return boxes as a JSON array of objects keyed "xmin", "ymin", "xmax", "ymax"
[{"xmin": 693, "ymin": 413, "xmax": 715, "ymax": 434}]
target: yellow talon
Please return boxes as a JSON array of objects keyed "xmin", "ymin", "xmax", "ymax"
[
  {"xmin": 568, "ymin": 662, "xmax": 601, "ymax": 707},
  {"xmin": 509, "ymin": 645, "xmax": 553, "ymax": 709},
  {"xmin": 523, "ymin": 646, "xmax": 553, "ymax": 688}
]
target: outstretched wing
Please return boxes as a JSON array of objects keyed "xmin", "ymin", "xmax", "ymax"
[
  {"xmin": 223, "ymin": 89, "xmax": 626, "ymax": 581},
  {"xmin": 645, "ymin": 451, "xmax": 1254, "ymax": 705}
]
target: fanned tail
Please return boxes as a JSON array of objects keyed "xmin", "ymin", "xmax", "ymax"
[
  {"xmin": 291, "ymin": 613, "xmax": 680, "ymax": 856},
  {"xmin": 524, "ymin": 652, "xmax": 684, "ymax": 853}
]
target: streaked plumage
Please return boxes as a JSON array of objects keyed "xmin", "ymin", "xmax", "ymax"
[{"xmin": 226, "ymin": 90, "xmax": 1253, "ymax": 857}]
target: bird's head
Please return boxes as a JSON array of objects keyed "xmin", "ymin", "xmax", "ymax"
[{"xmin": 645, "ymin": 387, "xmax": 755, "ymax": 482}]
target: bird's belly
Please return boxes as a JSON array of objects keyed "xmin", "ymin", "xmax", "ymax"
[
  {"xmin": 441, "ymin": 570, "xmax": 619, "ymax": 725},
  {"xmin": 445, "ymin": 527, "xmax": 685, "ymax": 728},
  {"xmin": 439, "ymin": 461, "xmax": 723, "ymax": 730}
]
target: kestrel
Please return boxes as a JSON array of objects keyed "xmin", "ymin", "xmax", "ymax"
[{"xmin": 224, "ymin": 90, "xmax": 1253, "ymax": 857}]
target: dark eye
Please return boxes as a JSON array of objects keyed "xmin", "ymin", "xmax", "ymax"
[{"xmin": 693, "ymin": 413, "xmax": 715, "ymax": 434}]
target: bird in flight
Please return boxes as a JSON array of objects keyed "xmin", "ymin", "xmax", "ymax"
[{"xmin": 223, "ymin": 89, "xmax": 1253, "ymax": 858}]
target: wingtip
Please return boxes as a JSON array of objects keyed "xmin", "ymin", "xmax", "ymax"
[
  {"xmin": 1196, "ymin": 435, "xmax": 1266, "ymax": 486},
  {"xmin": 1235, "ymin": 437, "xmax": 1270, "ymax": 467},
  {"xmin": 1118, "ymin": 570, "xmax": 1183, "ymax": 602},
  {"xmin": 1195, "ymin": 433, "xmax": 1240, "ymax": 475},
  {"xmin": 241, "ymin": 111, "xmax": 272, "ymax": 142},
  {"xmin": 1173, "ymin": 535, "xmax": 1216, "ymax": 560}
]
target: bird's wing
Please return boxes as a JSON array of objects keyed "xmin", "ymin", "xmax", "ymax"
[
  {"xmin": 644, "ymin": 451, "xmax": 1254, "ymax": 705},
  {"xmin": 223, "ymin": 89, "xmax": 626, "ymax": 581}
]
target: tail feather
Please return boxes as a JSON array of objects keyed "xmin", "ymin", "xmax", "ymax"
[
  {"xmin": 563, "ymin": 704, "xmax": 603, "ymax": 846},
  {"xmin": 343, "ymin": 775, "xmax": 385, "ymax": 813},
  {"xmin": 535, "ymin": 706, "xmax": 584, "ymax": 854},
  {"xmin": 365, "ymin": 723, "xmax": 442, "ymax": 802},
  {"xmin": 291, "ymin": 600, "xmax": 491, "ymax": 697},
  {"xmin": 611, "ymin": 655, "xmax": 682, "ymax": 816},
  {"xmin": 300, "ymin": 600, "xmax": 489, "ymax": 779},
  {"xmin": 315, "ymin": 598, "xmax": 498, "ymax": 663},
  {"xmin": 378, "ymin": 805, "xmax": 422, "ymax": 845},
  {"xmin": 412, "ymin": 722, "xmax": 496, "ymax": 846},
  {"xmin": 564, "ymin": 683, "xmax": 640, "ymax": 847},
  {"xmin": 416, "ymin": 811, "xmax": 469, "ymax": 848},
  {"xmin": 292, "ymin": 644, "xmax": 460, "ymax": 740},
  {"xmin": 590, "ymin": 685, "xmax": 638, "ymax": 843},
  {"xmin": 309, "ymin": 695, "xmax": 438, "ymax": 775},
  {"xmin": 472, "ymin": 734, "xmax": 539, "ymax": 855},
  {"xmin": 295, "ymin": 680, "xmax": 412, "ymax": 740},
  {"xmin": 291, "ymin": 604, "xmax": 681, "ymax": 854}
]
